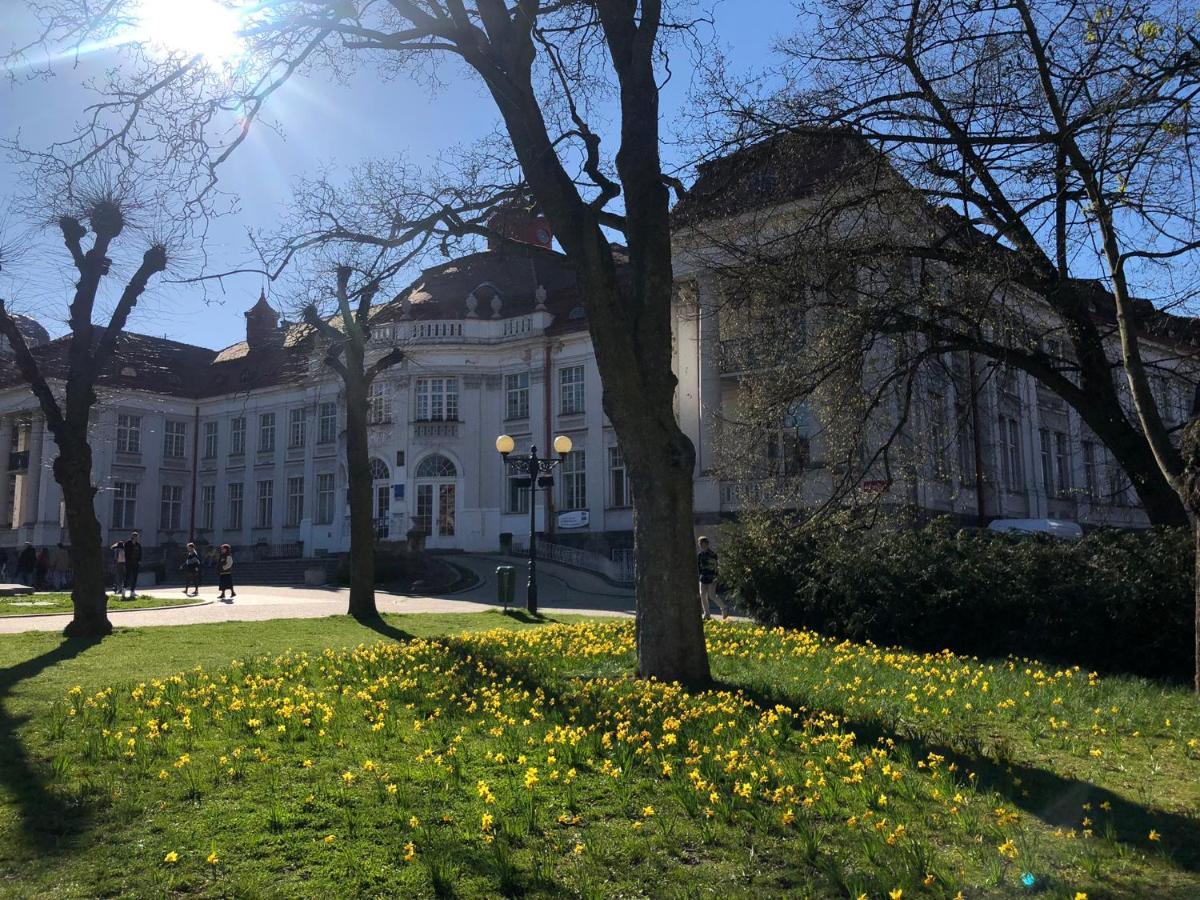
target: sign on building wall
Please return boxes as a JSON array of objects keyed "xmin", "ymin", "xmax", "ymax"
[
  {"xmin": 393, "ymin": 484, "xmax": 405, "ymax": 500},
  {"xmin": 557, "ymin": 510, "xmax": 589, "ymax": 529}
]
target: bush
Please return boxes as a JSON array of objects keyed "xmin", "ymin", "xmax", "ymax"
[{"xmin": 723, "ymin": 514, "xmax": 1194, "ymax": 682}]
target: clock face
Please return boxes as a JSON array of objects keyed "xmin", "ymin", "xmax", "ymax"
[{"xmin": 535, "ymin": 227, "xmax": 551, "ymax": 245}]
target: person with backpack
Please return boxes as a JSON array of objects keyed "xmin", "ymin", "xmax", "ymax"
[
  {"xmin": 217, "ymin": 544, "xmax": 235, "ymax": 602},
  {"xmin": 110, "ymin": 541, "xmax": 126, "ymax": 595},
  {"xmin": 122, "ymin": 531, "xmax": 142, "ymax": 600},
  {"xmin": 181, "ymin": 542, "xmax": 202, "ymax": 597}
]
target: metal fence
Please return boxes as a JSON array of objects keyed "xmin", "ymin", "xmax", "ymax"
[{"xmin": 511, "ymin": 539, "xmax": 635, "ymax": 586}]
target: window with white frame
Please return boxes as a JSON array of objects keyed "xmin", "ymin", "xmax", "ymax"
[
  {"xmin": 1039, "ymin": 428, "xmax": 1054, "ymax": 494},
  {"xmin": 116, "ymin": 414, "xmax": 141, "ymax": 454},
  {"xmin": 608, "ymin": 447, "xmax": 629, "ymax": 508},
  {"xmin": 505, "ymin": 457, "xmax": 530, "ymax": 515},
  {"xmin": 559, "ymin": 366, "xmax": 585, "ymax": 415},
  {"xmin": 227, "ymin": 482, "xmax": 243, "ymax": 529},
  {"xmin": 318, "ymin": 402, "xmax": 338, "ymax": 444},
  {"xmin": 1082, "ymin": 440, "xmax": 1099, "ymax": 500},
  {"xmin": 560, "ymin": 449, "xmax": 586, "ymax": 510},
  {"xmin": 285, "ymin": 475, "xmax": 305, "ymax": 526},
  {"xmin": 315, "ymin": 473, "xmax": 335, "ymax": 524},
  {"xmin": 200, "ymin": 484, "xmax": 215, "ymax": 531},
  {"xmin": 4, "ymin": 474, "xmax": 15, "ymax": 529},
  {"xmin": 505, "ymin": 372, "xmax": 529, "ymax": 420},
  {"xmin": 1053, "ymin": 431, "xmax": 1072, "ymax": 496},
  {"xmin": 160, "ymin": 484, "xmax": 183, "ymax": 530},
  {"xmin": 230, "ymin": 417, "xmax": 246, "ymax": 456},
  {"xmin": 258, "ymin": 413, "xmax": 275, "ymax": 453},
  {"xmin": 256, "ymin": 480, "xmax": 274, "ymax": 528},
  {"xmin": 288, "ymin": 408, "xmax": 306, "ymax": 449},
  {"xmin": 112, "ymin": 481, "xmax": 137, "ymax": 529},
  {"xmin": 415, "ymin": 377, "xmax": 457, "ymax": 421},
  {"xmin": 998, "ymin": 416, "xmax": 1023, "ymax": 492},
  {"xmin": 163, "ymin": 420, "xmax": 187, "ymax": 458},
  {"xmin": 203, "ymin": 421, "xmax": 219, "ymax": 459},
  {"xmin": 368, "ymin": 381, "xmax": 392, "ymax": 424}
]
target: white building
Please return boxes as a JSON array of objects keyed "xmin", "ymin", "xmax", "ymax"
[{"xmin": 0, "ymin": 142, "xmax": 1195, "ymax": 564}]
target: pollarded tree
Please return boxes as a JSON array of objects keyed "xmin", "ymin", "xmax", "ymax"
[
  {"xmin": 0, "ymin": 196, "xmax": 167, "ymax": 637},
  {"xmin": 24, "ymin": 0, "xmax": 713, "ymax": 683}
]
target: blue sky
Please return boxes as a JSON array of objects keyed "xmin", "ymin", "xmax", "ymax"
[{"xmin": 1, "ymin": 2, "xmax": 789, "ymax": 350}]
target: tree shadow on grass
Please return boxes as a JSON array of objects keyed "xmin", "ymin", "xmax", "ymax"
[
  {"xmin": 496, "ymin": 608, "xmax": 562, "ymax": 625},
  {"xmin": 353, "ymin": 614, "xmax": 415, "ymax": 644},
  {"xmin": 0, "ymin": 635, "xmax": 103, "ymax": 854},
  {"xmin": 724, "ymin": 678, "xmax": 1200, "ymax": 876}
]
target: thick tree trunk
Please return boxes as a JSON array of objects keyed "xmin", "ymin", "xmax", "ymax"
[
  {"xmin": 53, "ymin": 435, "xmax": 111, "ymax": 638},
  {"xmin": 343, "ymin": 377, "xmax": 378, "ymax": 620},
  {"xmin": 1194, "ymin": 519, "xmax": 1199, "ymax": 695}
]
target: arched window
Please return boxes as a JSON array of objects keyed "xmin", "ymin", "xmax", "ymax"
[
  {"xmin": 415, "ymin": 454, "xmax": 457, "ymax": 478},
  {"xmin": 368, "ymin": 458, "xmax": 390, "ymax": 481}
]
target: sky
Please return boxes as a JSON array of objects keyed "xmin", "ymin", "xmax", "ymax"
[{"xmin": 0, "ymin": 1, "xmax": 791, "ymax": 350}]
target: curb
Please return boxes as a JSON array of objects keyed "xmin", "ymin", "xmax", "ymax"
[{"xmin": 0, "ymin": 598, "xmax": 214, "ymax": 620}]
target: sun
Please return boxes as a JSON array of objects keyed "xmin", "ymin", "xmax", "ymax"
[{"xmin": 130, "ymin": 0, "xmax": 247, "ymax": 64}]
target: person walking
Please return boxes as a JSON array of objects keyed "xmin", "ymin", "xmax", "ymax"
[
  {"xmin": 110, "ymin": 541, "xmax": 126, "ymax": 596},
  {"xmin": 15, "ymin": 542, "xmax": 36, "ymax": 586},
  {"xmin": 181, "ymin": 542, "xmax": 202, "ymax": 597},
  {"xmin": 217, "ymin": 544, "xmax": 235, "ymax": 602},
  {"xmin": 34, "ymin": 548, "xmax": 49, "ymax": 590},
  {"xmin": 49, "ymin": 542, "xmax": 70, "ymax": 589},
  {"xmin": 0, "ymin": 546, "xmax": 9, "ymax": 581},
  {"xmin": 122, "ymin": 531, "xmax": 143, "ymax": 600},
  {"xmin": 697, "ymin": 536, "xmax": 725, "ymax": 620}
]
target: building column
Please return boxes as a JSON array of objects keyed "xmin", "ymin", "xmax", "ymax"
[
  {"xmin": 0, "ymin": 417, "xmax": 13, "ymax": 534},
  {"xmin": 20, "ymin": 416, "xmax": 46, "ymax": 540}
]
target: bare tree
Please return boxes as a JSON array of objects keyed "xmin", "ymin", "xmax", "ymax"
[
  {"xmin": 702, "ymin": 0, "xmax": 1200, "ymax": 686},
  {"xmin": 21, "ymin": 1, "xmax": 714, "ymax": 683},
  {"xmin": 0, "ymin": 195, "xmax": 168, "ymax": 637}
]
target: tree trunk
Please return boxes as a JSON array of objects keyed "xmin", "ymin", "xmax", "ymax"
[
  {"xmin": 343, "ymin": 377, "xmax": 378, "ymax": 619},
  {"xmin": 53, "ymin": 435, "xmax": 111, "ymax": 638},
  {"xmin": 620, "ymin": 396, "xmax": 711, "ymax": 686},
  {"xmin": 1194, "ymin": 518, "xmax": 1199, "ymax": 695}
]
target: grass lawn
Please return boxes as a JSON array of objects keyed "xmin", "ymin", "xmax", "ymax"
[
  {"xmin": 0, "ymin": 592, "xmax": 200, "ymax": 618},
  {"xmin": 0, "ymin": 613, "xmax": 1197, "ymax": 898}
]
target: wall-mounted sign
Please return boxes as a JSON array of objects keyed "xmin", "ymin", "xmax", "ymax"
[
  {"xmin": 393, "ymin": 484, "xmax": 405, "ymax": 500},
  {"xmin": 557, "ymin": 510, "xmax": 589, "ymax": 529}
]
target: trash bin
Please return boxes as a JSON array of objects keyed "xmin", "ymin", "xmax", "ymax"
[{"xmin": 496, "ymin": 566, "xmax": 516, "ymax": 610}]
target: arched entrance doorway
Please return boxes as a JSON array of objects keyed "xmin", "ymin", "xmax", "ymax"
[
  {"xmin": 414, "ymin": 453, "xmax": 457, "ymax": 547},
  {"xmin": 369, "ymin": 457, "xmax": 391, "ymax": 538}
]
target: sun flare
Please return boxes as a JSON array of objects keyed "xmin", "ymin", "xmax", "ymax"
[{"xmin": 130, "ymin": 0, "xmax": 246, "ymax": 64}]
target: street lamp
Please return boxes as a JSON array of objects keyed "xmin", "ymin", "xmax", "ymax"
[{"xmin": 496, "ymin": 432, "xmax": 573, "ymax": 614}]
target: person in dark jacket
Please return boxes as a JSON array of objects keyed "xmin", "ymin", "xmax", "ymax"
[
  {"xmin": 122, "ymin": 532, "xmax": 143, "ymax": 599},
  {"xmin": 34, "ymin": 548, "xmax": 49, "ymax": 590},
  {"xmin": 181, "ymin": 542, "xmax": 202, "ymax": 597},
  {"xmin": 697, "ymin": 536, "xmax": 726, "ymax": 620},
  {"xmin": 15, "ymin": 542, "xmax": 36, "ymax": 586}
]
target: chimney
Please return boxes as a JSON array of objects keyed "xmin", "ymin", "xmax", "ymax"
[
  {"xmin": 487, "ymin": 207, "xmax": 553, "ymax": 251},
  {"xmin": 245, "ymin": 290, "xmax": 282, "ymax": 350}
]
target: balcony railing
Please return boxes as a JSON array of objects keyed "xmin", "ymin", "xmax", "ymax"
[{"xmin": 413, "ymin": 421, "xmax": 460, "ymax": 440}]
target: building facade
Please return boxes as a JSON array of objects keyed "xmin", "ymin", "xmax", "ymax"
[{"xmin": 0, "ymin": 153, "xmax": 1196, "ymax": 563}]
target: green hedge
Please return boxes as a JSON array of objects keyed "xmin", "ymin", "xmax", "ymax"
[{"xmin": 723, "ymin": 515, "xmax": 1194, "ymax": 682}]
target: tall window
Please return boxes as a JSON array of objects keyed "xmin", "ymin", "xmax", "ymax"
[
  {"xmin": 955, "ymin": 401, "xmax": 976, "ymax": 485},
  {"xmin": 230, "ymin": 417, "xmax": 246, "ymax": 456},
  {"xmin": 288, "ymin": 408, "xmax": 306, "ymax": 449},
  {"xmin": 159, "ymin": 484, "xmax": 182, "ymax": 530},
  {"xmin": 928, "ymin": 392, "xmax": 950, "ymax": 480},
  {"xmin": 998, "ymin": 416, "xmax": 1023, "ymax": 492},
  {"xmin": 1082, "ymin": 440, "xmax": 1099, "ymax": 500},
  {"xmin": 112, "ymin": 481, "xmax": 137, "ymax": 529},
  {"xmin": 286, "ymin": 476, "xmax": 305, "ymax": 526},
  {"xmin": 506, "ymin": 461, "xmax": 530, "ymax": 515},
  {"xmin": 315, "ymin": 473, "xmax": 335, "ymax": 524},
  {"xmin": 1039, "ymin": 428, "xmax": 1055, "ymax": 495},
  {"xmin": 256, "ymin": 480, "xmax": 274, "ymax": 528},
  {"xmin": 200, "ymin": 484, "xmax": 215, "ymax": 531},
  {"xmin": 163, "ymin": 420, "xmax": 187, "ymax": 458},
  {"xmin": 560, "ymin": 365, "xmax": 585, "ymax": 415},
  {"xmin": 1054, "ymin": 432, "xmax": 1071, "ymax": 497},
  {"xmin": 363, "ymin": 381, "xmax": 389, "ymax": 425},
  {"xmin": 116, "ymin": 414, "xmax": 141, "ymax": 454},
  {"xmin": 415, "ymin": 377, "xmax": 457, "ymax": 421},
  {"xmin": 560, "ymin": 450, "xmax": 587, "ymax": 510},
  {"xmin": 203, "ymin": 421, "xmax": 219, "ymax": 459},
  {"xmin": 258, "ymin": 413, "xmax": 275, "ymax": 453},
  {"xmin": 227, "ymin": 482, "xmax": 243, "ymax": 530},
  {"xmin": 318, "ymin": 402, "xmax": 338, "ymax": 444},
  {"xmin": 4, "ymin": 473, "xmax": 15, "ymax": 528},
  {"xmin": 505, "ymin": 372, "xmax": 529, "ymax": 420},
  {"xmin": 608, "ymin": 447, "xmax": 629, "ymax": 508}
]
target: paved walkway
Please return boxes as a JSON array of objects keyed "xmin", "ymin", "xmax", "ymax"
[{"xmin": 0, "ymin": 554, "xmax": 635, "ymax": 634}]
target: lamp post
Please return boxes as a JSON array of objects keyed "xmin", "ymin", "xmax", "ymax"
[{"xmin": 496, "ymin": 433, "xmax": 573, "ymax": 614}]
